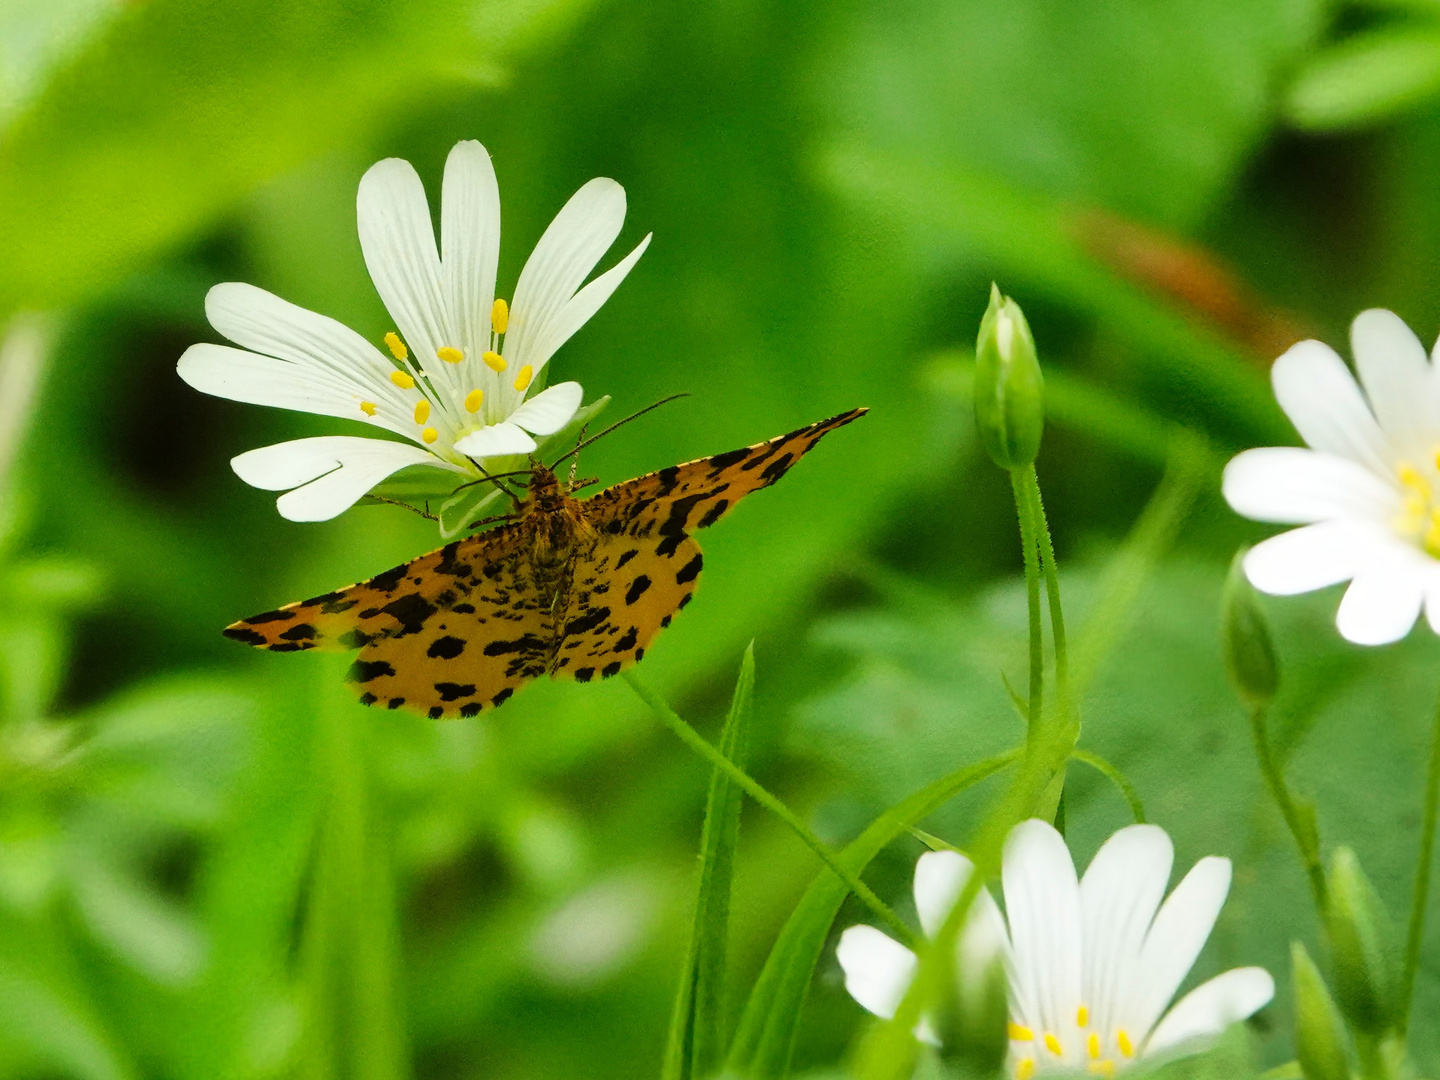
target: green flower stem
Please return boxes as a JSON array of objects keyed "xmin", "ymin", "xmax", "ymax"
[
  {"xmin": 1250, "ymin": 704, "xmax": 1326, "ymax": 913},
  {"xmin": 1400, "ymin": 677, "xmax": 1440, "ymax": 1033},
  {"xmin": 1009, "ymin": 468, "xmax": 1045, "ymax": 736},
  {"xmin": 1025, "ymin": 464, "xmax": 1068, "ymax": 694},
  {"xmin": 623, "ymin": 670, "xmax": 917, "ymax": 949}
]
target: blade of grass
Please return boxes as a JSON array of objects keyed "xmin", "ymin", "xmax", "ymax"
[
  {"xmin": 661, "ymin": 646, "xmax": 755, "ymax": 1080},
  {"xmin": 724, "ymin": 749, "xmax": 1018, "ymax": 1079}
]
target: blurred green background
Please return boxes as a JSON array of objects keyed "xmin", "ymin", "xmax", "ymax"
[{"xmin": 2, "ymin": 0, "xmax": 1440, "ymax": 1075}]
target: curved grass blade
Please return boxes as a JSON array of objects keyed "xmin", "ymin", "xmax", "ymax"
[
  {"xmin": 724, "ymin": 749, "xmax": 1018, "ymax": 1079},
  {"xmin": 662, "ymin": 645, "xmax": 755, "ymax": 1080}
]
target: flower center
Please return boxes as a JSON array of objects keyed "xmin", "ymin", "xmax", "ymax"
[
  {"xmin": 1394, "ymin": 456, "xmax": 1440, "ymax": 557},
  {"xmin": 1008, "ymin": 1006, "xmax": 1137, "ymax": 1077}
]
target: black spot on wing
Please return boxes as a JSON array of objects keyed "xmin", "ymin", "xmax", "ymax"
[
  {"xmin": 339, "ymin": 628, "xmax": 376, "ymax": 649},
  {"xmin": 435, "ymin": 682, "xmax": 476, "ymax": 702},
  {"xmin": 268, "ymin": 642, "xmax": 310, "ymax": 653},
  {"xmin": 616, "ymin": 549, "xmax": 640, "ymax": 569},
  {"xmin": 614, "ymin": 626, "xmax": 638, "ymax": 652},
  {"xmin": 675, "ymin": 553, "xmax": 703, "ymax": 584},
  {"xmin": 429, "ymin": 706, "xmax": 444, "ymax": 719},
  {"xmin": 348, "ymin": 659, "xmax": 395, "ymax": 683},
  {"xmin": 705, "ymin": 447, "xmax": 750, "ymax": 474},
  {"xmin": 427, "ymin": 635, "xmax": 467, "ymax": 660},
  {"xmin": 380, "ymin": 593, "xmax": 438, "ymax": 636},
  {"xmin": 453, "ymin": 603, "xmax": 476, "ymax": 614},
  {"xmin": 483, "ymin": 633, "xmax": 546, "ymax": 657},
  {"xmin": 759, "ymin": 452, "xmax": 795, "ymax": 483},
  {"xmin": 223, "ymin": 626, "xmax": 267, "ymax": 646},
  {"xmin": 367, "ymin": 565, "xmax": 408, "ymax": 592},
  {"xmin": 387, "ymin": 697, "xmax": 406, "ymax": 710},
  {"xmin": 625, "ymin": 576, "xmax": 652, "ymax": 605},
  {"xmin": 279, "ymin": 623, "xmax": 317, "ymax": 641},
  {"xmin": 492, "ymin": 688, "xmax": 514, "ymax": 707},
  {"xmin": 565, "ymin": 606, "xmax": 611, "ymax": 637},
  {"xmin": 460, "ymin": 702, "xmax": 483, "ymax": 717},
  {"xmin": 359, "ymin": 692, "xmax": 377, "ymax": 706},
  {"xmin": 574, "ymin": 667, "xmax": 595, "ymax": 683},
  {"xmin": 697, "ymin": 499, "xmax": 729, "ymax": 528},
  {"xmin": 602, "ymin": 661, "xmax": 622, "ymax": 678},
  {"xmin": 244, "ymin": 609, "xmax": 295, "ymax": 625}
]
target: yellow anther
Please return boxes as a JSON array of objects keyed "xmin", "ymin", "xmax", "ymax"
[
  {"xmin": 1077, "ymin": 1006, "xmax": 1089, "ymax": 1027},
  {"xmin": 1016, "ymin": 1059, "xmax": 1035, "ymax": 1080},
  {"xmin": 1008, "ymin": 1023, "xmax": 1034, "ymax": 1042},
  {"xmin": 514, "ymin": 364, "xmax": 534, "ymax": 392},
  {"xmin": 482, "ymin": 350, "xmax": 506, "ymax": 372},
  {"xmin": 1087, "ymin": 1061, "xmax": 1115, "ymax": 1078},
  {"xmin": 390, "ymin": 370, "xmax": 415, "ymax": 389},
  {"xmin": 359, "ymin": 401, "xmax": 377, "ymax": 416},
  {"xmin": 491, "ymin": 298, "xmax": 509, "ymax": 334},
  {"xmin": 437, "ymin": 346, "xmax": 464, "ymax": 364},
  {"xmin": 465, "ymin": 388, "xmax": 484, "ymax": 413},
  {"xmin": 1399, "ymin": 461, "xmax": 1432, "ymax": 499},
  {"xmin": 384, "ymin": 332, "xmax": 408, "ymax": 360},
  {"xmin": 1117, "ymin": 1030, "xmax": 1134, "ymax": 1058},
  {"xmin": 1044, "ymin": 1033, "xmax": 1063, "ymax": 1056},
  {"xmin": 413, "ymin": 400, "xmax": 431, "ymax": 424},
  {"xmin": 1432, "ymin": 445, "xmax": 1440, "ymax": 473},
  {"xmin": 1087, "ymin": 1033, "xmax": 1101, "ymax": 1059},
  {"xmin": 422, "ymin": 427, "xmax": 438, "ymax": 444}
]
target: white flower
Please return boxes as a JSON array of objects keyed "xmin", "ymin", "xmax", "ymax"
[
  {"xmin": 1222, "ymin": 309, "xmax": 1440, "ymax": 645},
  {"xmin": 178, "ymin": 140, "xmax": 650, "ymax": 521},
  {"xmin": 835, "ymin": 820, "xmax": 1274, "ymax": 1077}
]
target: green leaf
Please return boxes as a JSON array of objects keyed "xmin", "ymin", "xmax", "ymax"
[
  {"xmin": 438, "ymin": 484, "xmax": 507, "ymax": 540},
  {"xmin": 662, "ymin": 645, "xmax": 754, "ymax": 1080},
  {"xmin": 1285, "ymin": 26, "xmax": 1440, "ymax": 132},
  {"xmin": 724, "ymin": 750, "xmax": 1016, "ymax": 1080}
]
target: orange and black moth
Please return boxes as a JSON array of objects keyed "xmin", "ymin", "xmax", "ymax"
[{"xmin": 225, "ymin": 408, "xmax": 867, "ymax": 718}]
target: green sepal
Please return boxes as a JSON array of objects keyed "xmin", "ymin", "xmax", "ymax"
[
  {"xmin": 364, "ymin": 463, "xmax": 473, "ymax": 504},
  {"xmin": 1325, "ymin": 847, "xmax": 1401, "ymax": 1036},
  {"xmin": 1291, "ymin": 941, "xmax": 1351, "ymax": 1080},
  {"xmin": 438, "ymin": 484, "xmax": 506, "ymax": 539}
]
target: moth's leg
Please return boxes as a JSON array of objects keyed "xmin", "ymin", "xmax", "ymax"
[
  {"xmin": 468, "ymin": 512, "xmax": 522, "ymax": 531},
  {"xmin": 567, "ymin": 426, "xmax": 588, "ymax": 488},
  {"xmin": 568, "ymin": 477, "xmax": 600, "ymax": 493}
]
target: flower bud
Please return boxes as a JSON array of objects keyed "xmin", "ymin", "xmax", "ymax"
[
  {"xmin": 1325, "ymin": 847, "xmax": 1400, "ymax": 1036},
  {"xmin": 1291, "ymin": 941, "xmax": 1351, "ymax": 1080},
  {"xmin": 1221, "ymin": 548, "xmax": 1280, "ymax": 709},
  {"xmin": 973, "ymin": 284, "xmax": 1044, "ymax": 469}
]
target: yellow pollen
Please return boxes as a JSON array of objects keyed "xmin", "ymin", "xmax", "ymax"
[
  {"xmin": 359, "ymin": 401, "xmax": 377, "ymax": 416},
  {"xmin": 1016, "ymin": 1059, "xmax": 1035, "ymax": 1080},
  {"xmin": 1400, "ymin": 461, "xmax": 1430, "ymax": 497},
  {"xmin": 1087, "ymin": 1033, "xmax": 1101, "ymax": 1059},
  {"xmin": 384, "ymin": 332, "xmax": 408, "ymax": 360},
  {"xmin": 413, "ymin": 400, "xmax": 431, "ymax": 424},
  {"xmin": 514, "ymin": 365, "xmax": 534, "ymax": 392},
  {"xmin": 437, "ymin": 346, "xmax": 464, "ymax": 364},
  {"xmin": 422, "ymin": 427, "xmax": 438, "ymax": 444},
  {"xmin": 1077, "ymin": 1006, "xmax": 1089, "ymax": 1027},
  {"xmin": 465, "ymin": 388, "xmax": 484, "ymax": 413},
  {"xmin": 390, "ymin": 371, "xmax": 415, "ymax": 389},
  {"xmin": 1116, "ymin": 1030, "xmax": 1134, "ymax": 1058},
  {"xmin": 1087, "ymin": 1061, "xmax": 1115, "ymax": 1078},
  {"xmin": 482, "ymin": 350, "xmax": 506, "ymax": 372},
  {"xmin": 491, "ymin": 298, "xmax": 509, "ymax": 334},
  {"xmin": 1044, "ymin": 1033, "xmax": 1063, "ymax": 1056},
  {"xmin": 1007, "ymin": 1023, "xmax": 1034, "ymax": 1042}
]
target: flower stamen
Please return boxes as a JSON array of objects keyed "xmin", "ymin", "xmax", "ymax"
[
  {"xmin": 1395, "ymin": 458, "xmax": 1440, "ymax": 557},
  {"xmin": 482, "ymin": 350, "xmax": 506, "ymax": 372},
  {"xmin": 384, "ymin": 332, "xmax": 408, "ymax": 361},
  {"xmin": 1076, "ymin": 1005, "xmax": 1089, "ymax": 1027},
  {"xmin": 465, "ymin": 388, "xmax": 484, "ymax": 413},
  {"xmin": 492, "ymin": 298, "xmax": 509, "ymax": 334},
  {"xmin": 514, "ymin": 365, "xmax": 534, "ymax": 392},
  {"xmin": 1016, "ymin": 1059, "xmax": 1035, "ymax": 1080},
  {"xmin": 422, "ymin": 427, "xmax": 438, "ymax": 444},
  {"xmin": 1087, "ymin": 1033, "xmax": 1101, "ymax": 1059},
  {"xmin": 413, "ymin": 400, "xmax": 431, "ymax": 425},
  {"xmin": 359, "ymin": 401, "xmax": 377, "ymax": 416},
  {"xmin": 1007, "ymin": 1022, "xmax": 1034, "ymax": 1041},
  {"xmin": 1087, "ymin": 1061, "xmax": 1116, "ymax": 1077},
  {"xmin": 1116, "ymin": 1030, "xmax": 1134, "ymax": 1058},
  {"xmin": 1043, "ymin": 1033, "xmax": 1063, "ymax": 1056},
  {"xmin": 390, "ymin": 371, "xmax": 415, "ymax": 389},
  {"xmin": 437, "ymin": 346, "xmax": 464, "ymax": 364}
]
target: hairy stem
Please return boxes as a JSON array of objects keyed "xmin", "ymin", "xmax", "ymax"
[{"xmin": 1250, "ymin": 704, "xmax": 1326, "ymax": 913}]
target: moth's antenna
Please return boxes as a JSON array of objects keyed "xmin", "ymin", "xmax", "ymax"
[
  {"xmin": 451, "ymin": 466, "xmax": 535, "ymax": 495},
  {"xmin": 549, "ymin": 393, "xmax": 689, "ymax": 469}
]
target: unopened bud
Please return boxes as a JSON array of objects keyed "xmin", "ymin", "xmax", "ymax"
[
  {"xmin": 973, "ymin": 284, "xmax": 1044, "ymax": 470},
  {"xmin": 1326, "ymin": 847, "xmax": 1399, "ymax": 1036},
  {"xmin": 1222, "ymin": 548, "xmax": 1280, "ymax": 708},
  {"xmin": 1292, "ymin": 941, "xmax": 1351, "ymax": 1080}
]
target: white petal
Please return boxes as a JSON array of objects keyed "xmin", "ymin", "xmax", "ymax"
[
  {"xmin": 1242, "ymin": 520, "xmax": 1378, "ymax": 596},
  {"xmin": 441, "ymin": 140, "xmax": 501, "ymax": 361},
  {"xmin": 1002, "ymin": 819, "xmax": 1083, "ymax": 1038},
  {"xmin": 357, "ymin": 157, "xmax": 449, "ymax": 382},
  {"xmin": 1129, "ymin": 857, "xmax": 1230, "ymax": 1040},
  {"xmin": 1352, "ymin": 309, "xmax": 1438, "ymax": 454},
  {"xmin": 1080, "ymin": 824, "xmax": 1173, "ymax": 1037},
  {"xmin": 528, "ymin": 233, "xmax": 651, "ymax": 373},
  {"xmin": 1144, "ymin": 968, "xmax": 1274, "ymax": 1056},
  {"xmin": 1337, "ymin": 562, "xmax": 1425, "ymax": 645},
  {"xmin": 1222, "ymin": 447, "xmax": 1397, "ymax": 525},
  {"xmin": 231, "ymin": 437, "xmax": 456, "ymax": 522},
  {"xmin": 177, "ymin": 343, "xmax": 406, "ymax": 436},
  {"xmin": 910, "ymin": 852, "xmax": 1012, "ymax": 985},
  {"xmin": 506, "ymin": 382, "xmax": 584, "ymax": 436},
  {"xmin": 204, "ymin": 282, "xmax": 399, "ymax": 388},
  {"xmin": 452, "ymin": 421, "xmax": 537, "ymax": 459},
  {"xmin": 1271, "ymin": 339, "xmax": 1389, "ymax": 474},
  {"xmin": 504, "ymin": 177, "xmax": 628, "ymax": 377},
  {"xmin": 836, "ymin": 925, "xmax": 916, "ymax": 1021}
]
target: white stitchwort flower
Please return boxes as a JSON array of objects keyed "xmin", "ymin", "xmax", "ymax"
[
  {"xmin": 836, "ymin": 820, "xmax": 1273, "ymax": 1077},
  {"xmin": 1223, "ymin": 309, "xmax": 1440, "ymax": 645},
  {"xmin": 178, "ymin": 140, "xmax": 650, "ymax": 521}
]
